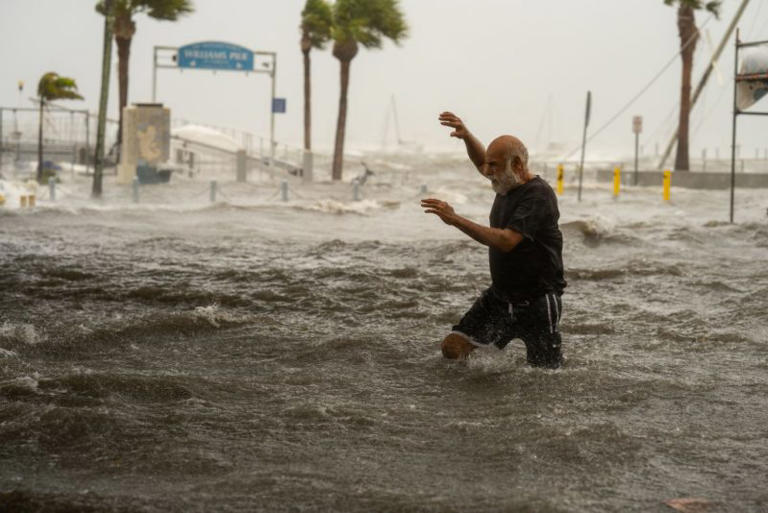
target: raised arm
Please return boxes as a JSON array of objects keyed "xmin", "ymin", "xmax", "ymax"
[{"xmin": 439, "ymin": 112, "xmax": 486, "ymax": 173}]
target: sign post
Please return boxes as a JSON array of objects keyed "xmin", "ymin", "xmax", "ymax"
[
  {"xmin": 632, "ymin": 115, "xmax": 642, "ymax": 186},
  {"xmin": 577, "ymin": 91, "xmax": 591, "ymax": 202},
  {"xmin": 152, "ymin": 41, "xmax": 278, "ymax": 163}
]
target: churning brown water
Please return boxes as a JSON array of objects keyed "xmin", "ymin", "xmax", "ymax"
[{"xmin": 1, "ymin": 155, "xmax": 767, "ymax": 512}]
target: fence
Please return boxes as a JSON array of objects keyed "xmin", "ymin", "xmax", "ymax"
[{"xmin": 0, "ymin": 102, "xmax": 119, "ymax": 175}]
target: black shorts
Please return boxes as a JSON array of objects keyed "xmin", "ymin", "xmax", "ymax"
[{"xmin": 451, "ymin": 287, "xmax": 563, "ymax": 368}]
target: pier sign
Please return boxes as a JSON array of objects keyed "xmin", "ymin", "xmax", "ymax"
[{"xmin": 177, "ymin": 42, "xmax": 254, "ymax": 71}]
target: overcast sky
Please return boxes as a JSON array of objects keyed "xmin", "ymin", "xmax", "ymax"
[{"xmin": 1, "ymin": 0, "xmax": 767, "ymax": 159}]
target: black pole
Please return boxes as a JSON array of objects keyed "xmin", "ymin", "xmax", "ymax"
[
  {"xmin": 93, "ymin": 0, "xmax": 114, "ymax": 198},
  {"xmin": 578, "ymin": 90, "xmax": 591, "ymax": 202},
  {"xmin": 730, "ymin": 29, "xmax": 739, "ymax": 224},
  {"xmin": 634, "ymin": 132, "xmax": 639, "ymax": 186},
  {"xmin": 37, "ymin": 98, "xmax": 44, "ymax": 183}
]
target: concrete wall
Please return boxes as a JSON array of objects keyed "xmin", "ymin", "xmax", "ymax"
[
  {"xmin": 118, "ymin": 105, "xmax": 170, "ymax": 184},
  {"xmin": 596, "ymin": 169, "xmax": 768, "ymax": 189}
]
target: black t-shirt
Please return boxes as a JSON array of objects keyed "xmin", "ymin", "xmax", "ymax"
[{"xmin": 489, "ymin": 176, "xmax": 566, "ymax": 301}]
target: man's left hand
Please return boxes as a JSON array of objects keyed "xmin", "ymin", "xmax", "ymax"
[{"xmin": 421, "ymin": 198, "xmax": 458, "ymax": 225}]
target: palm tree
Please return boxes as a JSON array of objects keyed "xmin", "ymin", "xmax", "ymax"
[
  {"xmin": 664, "ymin": 0, "xmax": 721, "ymax": 171},
  {"xmin": 301, "ymin": 0, "xmax": 333, "ymax": 152},
  {"xmin": 37, "ymin": 73, "xmax": 83, "ymax": 183},
  {"xmin": 95, "ymin": 0, "xmax": 193, "ymax": 154},
  {"xmin": 331, "ymin": 0, "xmax": 407, "ymax": 180}
]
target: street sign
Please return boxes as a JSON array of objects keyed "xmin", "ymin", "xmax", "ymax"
[
  {"xmin": 736, "ymin": 47, "xmax": 768, "ymax": 110},
  {"xmin": 633, "ymin": 115, "xmax": 643, "ymax": 134},
  {"xmin": 177, "ymin": 41, "xmax": 254, "ymax": 71},
  {"xmin": 272, "ymin": 98, "xmax": 286, "ymax": 114}
]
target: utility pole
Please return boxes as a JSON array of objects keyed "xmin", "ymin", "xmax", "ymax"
[{"xmin": 93, "ymin": 0, "xmax": 114, "ymax": 198}]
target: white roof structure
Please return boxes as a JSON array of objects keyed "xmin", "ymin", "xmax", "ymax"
[{"xmin": 171, "ymin": 125, "xmax": 243, "ymax": 153}]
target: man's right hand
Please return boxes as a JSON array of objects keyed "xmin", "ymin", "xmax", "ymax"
[{"xmin": 439, "ymin": 112, "xmax": 470, "ymax": 140}]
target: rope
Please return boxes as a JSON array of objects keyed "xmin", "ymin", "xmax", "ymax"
[
  {"xmin": 692, "ymin": 76, "xmax": 729, "ymax": 137},
  {"xmin": 646, "ymin": 101, "xmax": 679, "ymax": 148},
  {"xmin": 289, "ymin": 186, "xmax": 307, "ymax": 200},
  {"xmin": 559, "ymin": 13, "xmax": 715, "ymax": 161},
  {"xmin": 217, "ymin": 188, "xmax": 233, "ymax": 203},
  {"xmin": 193, "ymin": 186, "xmax": 211, "ymax": 199}
]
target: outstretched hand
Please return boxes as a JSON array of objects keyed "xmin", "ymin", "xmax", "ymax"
[
  {"xmin": 439, "ymin": 112, "xmax": 469, "ymax": 140},
  {"xmin": 421, "ymin": 198, "xmax": 458, "ymax": 226}
]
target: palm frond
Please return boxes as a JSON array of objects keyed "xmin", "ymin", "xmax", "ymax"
[
  {"xmin": 333, "ymin": 0, "xmax": 408, "ymax": 49},
  {"xmin": 302, "ymin": 0, "xmax": 333, "ymax": 49},
  {"xmin": 142, "ymin": 0, "xmax": 194, "ymax": 21},
  {"xmin": 97, "ymin": 0, "xmax": 193, "ymax": 20},
  {"xmin": 95, "ymin": 0, "xmax": 134, "ymax": 17},
  {"xmin": 662, "ymin": 0, "xmax": 722, "ymax": 17},
  {"xmin": 37, "ymin": 72, "xmax": 84, "ymax": 101},
  {"xmin": 704, "ymin": 1, "xmax": 722, "ymax": 17}
]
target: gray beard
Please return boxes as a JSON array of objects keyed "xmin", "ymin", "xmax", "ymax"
[{"xmin": 491, "ymin": 161, "xmax": 523, "ymax": 194}]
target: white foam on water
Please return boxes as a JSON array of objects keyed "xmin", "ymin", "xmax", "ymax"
[
  {"xmin": 77, "ymin": 324, "xmax": 94, "ymax": 335},
  {"xmin": 305, "ymin": 199, "xmax": 386, "ymax": 215},
  {"xmin": 0, "ymin": 347, "xmax": 18, "ymax": 358},
  {"xmin": 192, "ymin": 304, "xmax": 242, "ymax": 328},
  {"xmin": 0, "ymin": 321, "xmax": 46, "ymax": 345},
  {"xmin": 6, "ymin": 375, "xmax": 39, "ymax": 390},
  {"xmin": 431, "ymin": 187, "xmax": 468, "ymax": 205}
]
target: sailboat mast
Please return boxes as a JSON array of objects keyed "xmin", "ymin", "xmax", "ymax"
[{"xmin": 391, "ymin": 95, "xmax": 403, "ymax": 145}]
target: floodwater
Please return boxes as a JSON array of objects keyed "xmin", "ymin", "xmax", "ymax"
[{"xmin": 1, "ymin": 154, "xmax": 767, "ymax": 512}]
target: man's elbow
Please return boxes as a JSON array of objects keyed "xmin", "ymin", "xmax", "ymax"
[{"xmin": 498, "ymin": 231, "xmax": 523, "ymax": 252}]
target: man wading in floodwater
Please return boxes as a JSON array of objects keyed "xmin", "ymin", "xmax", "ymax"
[{"xmin": 421, "ymin": 112, "xmax": 566, "ymax": 368}]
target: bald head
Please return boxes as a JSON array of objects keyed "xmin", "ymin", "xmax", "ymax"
[
  {"xmin": 487, "ymin": 135, "xmax": 529, "ymax": 172},
  {"xmin": 482, "ymin": 135, "xmax": 532, "ymax": 194}
]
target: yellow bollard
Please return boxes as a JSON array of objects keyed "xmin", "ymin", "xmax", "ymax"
[
  {"xmin": 20, "ymin": 195, "xmax": 28, "ymax": 208},
  {"xmin": 613, "ymin": 167, "xmax": 621, "ymax": 198},
  {"xmin": 557, "ymin": 164, "xmax": 564, "ymax": 195},
  {"xmin": 28, "ymin": 195, "xmax": 36, "ymax": 207},
  {"xmin": 663, "ymin": 170, "xmax": 671, "ymax": 201},
  {"xmin": 0, "ymin": 193, "xmax": 5, "ymax": 207}
]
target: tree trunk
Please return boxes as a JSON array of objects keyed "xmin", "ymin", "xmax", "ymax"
[
  {"xmin": 332, "ymin": 59, "xmax": 351, "ymax": 181},
  {"xmin": 115, "ymin": 34, "xmax": 131, "ymax": 154},
  {"xmin": 93, "ymin": 0, "xmax": 115, "ymax": 198},
  {"xmin": 37, "ymin": 98, "xmax": 44, "ymax": 183},
  {"xmin": 675, "ymin": 5, "xmax": 697, "ymax": 172},
  {"xmin": 303, "ymin": 47, "xmax": 311, "ymax": 151}
]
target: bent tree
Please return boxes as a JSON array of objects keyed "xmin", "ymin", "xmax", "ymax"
[
  {"xmin": 663, "ymin": 0, "xmax": 721, "ymax": 171},
  {"xmin": 36, "ymin": 73, "xmax": 83, "ymax": 183},
  {"xmin": 331, "ymin": 0, "xmax": 407, "ymax": 181}
]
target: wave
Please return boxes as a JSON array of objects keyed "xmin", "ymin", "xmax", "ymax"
[
  {"xmin": 566, "ymin": 268, "xmax": 625, "ymax": 281},
  {"xmin": 0, "ymin": 305, "xmax": 250, "ymax": 355},
  {"xmin": 567, "ymin": 259, "xmax": 686, "ymax": 281},
  {"xmin": 0, "ymin": 321, "xmax": 46, "ymax": 346},
  {"xmin": 298, "ymin": 199, "xmax": 400, "ymax": 215},
  {"xmin": 0, "ymin": 372, "xmax": 194, "ymax": 406},
  {"xmin": 561, "ymin": 218, "xmax": 641, "ymax": 247},
  {"xmin": 125, "ymin": 285, "xmax": 253, "ymax": 308}
]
